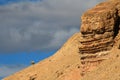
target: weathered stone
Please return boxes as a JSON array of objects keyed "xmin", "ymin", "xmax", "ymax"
[
  {"xmin": 79, "ymin": 0, "xmax": 120, "ymax": 75},
  {"xmin": 4, "ymin": 0, "xmax": 120, "ymax": 80}
]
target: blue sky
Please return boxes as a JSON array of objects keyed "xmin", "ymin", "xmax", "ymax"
[
  {"xmin": 0, "ymin": 0, "xmax": 56, "ymax": 79},
  {"xmin": 0, "ymin": 51, "xmax": 55, "ymax": 79},
  {"xmin": 0, "ymin": 51, "xmax": 55, "ymax": 65},
  {"xmin": 0, "ymin": 0, "xmax": 41, "ymax": 5},
  {"xmin": 0, "ymin": 0, "xmax": 104, "ymax": 79}
]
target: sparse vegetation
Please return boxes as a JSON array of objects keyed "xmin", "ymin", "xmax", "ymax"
[{"xmin": 31, "ymin": 61, "xmax": 35, "ymax": 65}]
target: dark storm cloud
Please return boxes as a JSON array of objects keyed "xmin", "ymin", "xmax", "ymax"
[{"xmin": 0, "ymin": 0, "xmax": 105, "ymax": 53}]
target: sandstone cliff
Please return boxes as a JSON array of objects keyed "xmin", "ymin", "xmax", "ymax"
[
  {"xmin": 79, "ymin": 0, "xmax": 119, "ymax": 75},
  {"xmin": 4, "ymin": 0, "xmax": 120, "ymax": 80}
]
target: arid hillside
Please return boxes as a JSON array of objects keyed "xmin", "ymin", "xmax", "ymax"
[
  {"xmin": 4, "ymin": 0, "xmax": 120, "ymax": 80},
  {"xmin": 4, "ymin": 32, "xmax": 82, "ymax": 80}
]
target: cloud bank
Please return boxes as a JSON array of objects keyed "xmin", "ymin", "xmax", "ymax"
[{"xmin": 0, "ymin": 0, "xmax": 104, "ymax": 53}]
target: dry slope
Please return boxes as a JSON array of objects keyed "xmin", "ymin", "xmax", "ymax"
[
  {"xmin": 4, "ymin": 0, "xmax": 120, "ymax": 80},
  {"xmin": 3, "ymin": 33, "xmax": 82, "ymax": 80}
]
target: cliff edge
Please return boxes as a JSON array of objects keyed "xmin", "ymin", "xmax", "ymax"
[{"xmin": 4, "ymin": 0, "xmax": 120, "ymax": 80}]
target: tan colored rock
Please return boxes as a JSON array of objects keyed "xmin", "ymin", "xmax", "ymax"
[
  {"xmin": 3, "ymin": 0, "xmax": 120, "ymax": 80},
  {"xmin": 79, "ymin": 0, "xmax": 120, "ymax": 75},
  {"xmin": 82, "ymin": 48, "xmax": 120, "ymax": 80}
]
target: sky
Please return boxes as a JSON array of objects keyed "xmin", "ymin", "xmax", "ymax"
[{"xmin": 0, "ymin": 0, "xmax": 105, "ymax": 79}]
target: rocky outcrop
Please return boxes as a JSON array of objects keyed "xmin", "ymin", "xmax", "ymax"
[
  {"xmin": 79, "ymin": 0, "xmax": 120, "ymax": 75},
  {"xmin": 3, "ymin": 0, "xmax": 120, "ymax": 80}
]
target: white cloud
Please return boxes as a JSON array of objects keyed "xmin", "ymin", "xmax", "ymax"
[{"xmin": 0, "ymin": 0, "xmax": 105, "ymax": 53}]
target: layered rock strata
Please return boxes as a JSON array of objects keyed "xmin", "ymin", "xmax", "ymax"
[
  {"xmin": 4, "ymin": 0, "xmax": 120, "ymax": 80},
  {"xmin": 79, "ymin": 1, "xmax": 120, "ymax": 75}
]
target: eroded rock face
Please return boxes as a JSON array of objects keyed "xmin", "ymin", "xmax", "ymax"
[
  {"xmin": 4, "ymin": 0, "xmax": 120, "ymax": 80},
  {"xmin": 79, "ymin": 0, "xmax": 120, "ymax": 75}
]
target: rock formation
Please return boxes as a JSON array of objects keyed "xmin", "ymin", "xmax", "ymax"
[
  {"xmin": 3, "ymin": 0, "xmax": 120, "ymax": 80},
  {"xmin": 79, "ymin": 0, "xmax": 119, "ymax": 75}
]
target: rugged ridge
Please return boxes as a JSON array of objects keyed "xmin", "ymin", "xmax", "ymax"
[
  {"xmin": 79, "ymin": 0, "xmax": 120, "ymax": 79},
  {"xmin": 79, "ymin": 0, "xmax": 119, "ymax": 75},
  {"xmin": 4, "ymin": 0, "xmax": 120, "ymax": 80}
]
